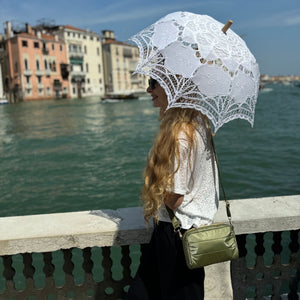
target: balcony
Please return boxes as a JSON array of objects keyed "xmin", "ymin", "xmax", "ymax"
[
  {"xmin": 70, "ymin": 69, "xmax": 87, "ymax": 77},
  {"xmin": 25, "ymin": 82, "xmax": 32, "ymax": 89},
  {"xmin": 45, "ymin": 69, "xmax": 51, "ymax": 76},
  {"xmin": 0, "ymin": 195, "xmax": 299, "ymax": 299},
  {"xmin": 35, "ymin": 69, "xmax": 44, "ymax": 76},
  {"xmin": 23, "ymin": 69, "xmax": 32, "ymax": 76},
  {"xmin": 69, "ymin": 50, "xmax": 85, "ymax": 58}
]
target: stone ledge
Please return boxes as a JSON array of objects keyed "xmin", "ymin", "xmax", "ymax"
[{"xmin": 0, "ymin": 195, "xmax": 299, "ymax": 256}]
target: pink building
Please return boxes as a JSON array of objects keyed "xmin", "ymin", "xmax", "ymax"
[{"xmin": 4, "ymin": 22, "xmax": 70, "ymax": 101}]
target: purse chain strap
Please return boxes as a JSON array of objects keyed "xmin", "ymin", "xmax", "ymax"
[{"xmin": 166, "ymin": 130, "xmax": 233, "ymax": 234}]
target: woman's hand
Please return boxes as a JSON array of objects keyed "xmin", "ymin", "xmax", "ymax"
[{"xmin": 164, "ymin": 193, "xmax": 184, "ymax": 210}]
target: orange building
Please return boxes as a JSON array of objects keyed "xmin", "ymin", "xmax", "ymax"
[{"xmin": 3, "ymin": 22, "xmax": 70, "ymax": 101}]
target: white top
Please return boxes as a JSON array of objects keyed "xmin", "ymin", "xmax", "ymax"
[{"xmin": 157, "ymin": 120, "xmax": 219, "ymax": 229}]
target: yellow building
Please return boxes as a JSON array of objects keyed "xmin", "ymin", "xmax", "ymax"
[
  {"xmin": 102, "ymin": 30, "xmax": 147, "ymax": 97},
  {"xmin": 55, "ymin": 25, "xmax": 105, "ymax": 98}
]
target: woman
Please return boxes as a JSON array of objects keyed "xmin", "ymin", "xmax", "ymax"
[{"xmin": 128, "ymin": 78, "xmax": 219, "ymax": 300}]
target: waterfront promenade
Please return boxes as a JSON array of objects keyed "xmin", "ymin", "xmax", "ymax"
[{"xmin": 0, "ymin": 195, "xmax": 299, "ymax": 299}]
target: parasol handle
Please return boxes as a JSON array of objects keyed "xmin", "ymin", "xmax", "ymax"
[{"xmin": 222, "ymin": 20, "xmax": 233, "ymax": 34}]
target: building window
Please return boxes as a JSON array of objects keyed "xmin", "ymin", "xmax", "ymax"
[
  {"xmin": 97, "ymin": 47, "xmax": 100, "ymax": 55},
  {"xmin": 37, "ymin": 76, "xmax": 42, "ymax": 84},
  {"xmin": 34, "ymin": 42, "xmax": 39, "ymax": 48},
  {"xmin": 46, "ymin": 87, "xmax": 51, "ymax": 96},
  {"xmin": 86, "ymin": 63, "xmax": 89, "ymax": 72},
  {"xmin": 22, "ymin": 40, "xmax": 28, "ymax": 47},
  {"xmin": 52, "ymin": 61, "xmax": 56, "ymax": 72},
  {"xmin": 14, "ymin": 62, "xmax": 18, "ymax": 72},
  {"xmin": 98, "ymin": 64, "xmax": 101, "ymax": 73},
  {"xmin": 26, "ymin": 76, "xmax": 30, "ymax": 84},
  {"xmin": 99, "ymin": 78, "xmax": 102, "ymax": 84},
  {"xmin": 78, "ymin": 33, "xmax": 80, "ymax": 38},
  {"xmin": 87, "ymin": 78, "xmax": 90, "ymax": 84},
  {"xmin": 36, "ymin": 60, "xmax": 40, "ymax": 70},
  {"xmin": 90, "ymin": 36, "xmax": 93, "ymax": 41},
  {"xmin": 73, "ymin": 87, "xmax": 76, "ymax": 94},
  {"xmin": 39, "ymin": 88, "xmax": 44, "ymax": 95},
  {"xmin": 52, "ymin": 44, "xmax": 55, "ymax": 50},
  {"xmin": 24, "ymin": 59, "xmax": 29, "ymax": 70},
  {"xmin": 73, "ymin": 33, "xmax": 75, "ymax": 37},
  {"xmin": 84, "ymin": 45, "xmax": 87, "ymax": 54},
  {"xmin": 44, "ymin": 60, "xmax": 48, "ymax": 70},
  {"xmin": 60, "ymin": 45, "xmax": 63, "ymax": 51},
  {"xmin": 67, "ymin": 32, "xmax": 70, "ymax": 37},
  {"xmin": 83, "ymin": 35, "xmax": 86, "ymax": 39}
]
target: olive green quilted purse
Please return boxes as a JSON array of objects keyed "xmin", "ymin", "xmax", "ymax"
[{"xmin": 166, "ymin": 135, "xmax": 239, "ymax": 269}]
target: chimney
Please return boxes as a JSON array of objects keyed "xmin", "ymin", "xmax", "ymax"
[
  {"xmin": 5, "ymin": 21, "xmax": 13, "ymax": 39},
  {"xmin": 102, "ymin": 30, "xmax": 115, "ymax": 43},
  {"xmin": 26, "ymin": 23, "xmax": 33, "ymax": 35}
]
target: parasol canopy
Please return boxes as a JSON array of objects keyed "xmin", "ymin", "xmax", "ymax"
[{"xmin": 130, "ymin": 11, "xmax": 260, "ymax": 133}]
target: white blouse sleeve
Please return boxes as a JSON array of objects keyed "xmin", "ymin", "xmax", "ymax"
[{"xmin": 172, "ymin": 135, "xmax": 192, "ymax": 195}]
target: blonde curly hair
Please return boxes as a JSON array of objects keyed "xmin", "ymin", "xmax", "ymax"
[{"xmin": 141, "ymin": 107, "xmax": 210, "ymax": 224}]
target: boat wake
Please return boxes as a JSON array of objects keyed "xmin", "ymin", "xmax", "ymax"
[
  {"xmin": 260, "ymin": 88, "xmax": 273, "ymax": 93},
  {"xmin": 101, "ymin": 99, "xmax": 124, "ymax": 103}
]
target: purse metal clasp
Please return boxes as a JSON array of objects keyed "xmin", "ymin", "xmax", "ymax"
[{"xmin": 174, "ymin": 226, "xmax": 183, "ymax": 239}]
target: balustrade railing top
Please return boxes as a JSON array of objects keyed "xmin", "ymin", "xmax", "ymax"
[{"xmin": 0, "ymin": 195, "xmax": 299, "ymax": 256}]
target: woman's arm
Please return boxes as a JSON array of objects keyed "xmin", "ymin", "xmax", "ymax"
[{"xmin": 164, "ymin": 193, "xmax": 184, "ymax": 210}]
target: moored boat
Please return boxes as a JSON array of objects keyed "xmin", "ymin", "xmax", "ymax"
[
  {"xmin": 0, "ymin": 98, "xmax": 8, "ymax": 105},
  {"xmin": 101, "ymin": 93, "xmax": 139, "ymax": 101}
]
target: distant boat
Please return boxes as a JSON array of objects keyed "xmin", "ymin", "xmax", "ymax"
[
  {"xmin": 0, "ymin": 98, "xmax": 8, "ymax": 105},
  {"xmin": 101, "ymin": 93, "xmax": 139, "ymax": 101}
]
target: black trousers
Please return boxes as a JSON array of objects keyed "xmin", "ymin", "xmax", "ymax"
[{"xmin": 128, "ymin": 221, "xmax": 205, "ymax": 300}]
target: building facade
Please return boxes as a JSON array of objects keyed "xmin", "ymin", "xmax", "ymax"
[
  {"xmin": 0, "ymin": 44, "xmax": 4, "ymax": 98},
  {"xmin": 3, "ymin": 22, "xmax": 70, "ymax": 102},
  {"xmin": 102, "ymin": 30, "xmax": 147, "ymax": 96},
  {"xmin": 54, "ymin": 25, "xmax": 105, "ymax": 98}
]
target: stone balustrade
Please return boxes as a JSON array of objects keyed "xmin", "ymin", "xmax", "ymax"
[{"xmin": 0, "ymin": 195, "xmax": 299, "ymax": 299}]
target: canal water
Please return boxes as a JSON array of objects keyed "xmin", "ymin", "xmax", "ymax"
[{"xmin": 0, "ymin": 83, "xmax": 300, "ymax": 218}]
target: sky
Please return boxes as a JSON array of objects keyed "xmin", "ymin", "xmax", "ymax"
[{"xmin": 1, "ymin": 0, "xmax": 300, "ymax": 76}]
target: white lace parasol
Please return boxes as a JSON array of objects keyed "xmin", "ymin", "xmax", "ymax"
[{"xmin": 130, "ymin": 11, "xmax": 260, "ymax": 132}]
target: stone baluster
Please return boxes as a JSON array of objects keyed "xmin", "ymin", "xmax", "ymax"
[
  {"xmin": 288, "ymin": 230, "xmax": 299, "ymax": 299},
  {"xmin": 22, "ymin": 253, "xmax": 35, "ymax": 291},
  {"xmin": 43, "ymin": 252, "xmax": 56, "ymax": 293},
  {"xmin": 272, "ymin": 231, "xmax": 283, "ymax": 297},
  {"xmin": 121, "ymin": 245, "xmax": 132, "ymax": 295},
  {"xmin": 3, "ymin": 255, "xmax": 16, "ymax": 292},
  {"xmin": 62, "ymin": 249, "xmax": 75, "ymax": 290},
  {"xmin": 254, "ymin": 232, "xmax": 266, "ymax": 298}
]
